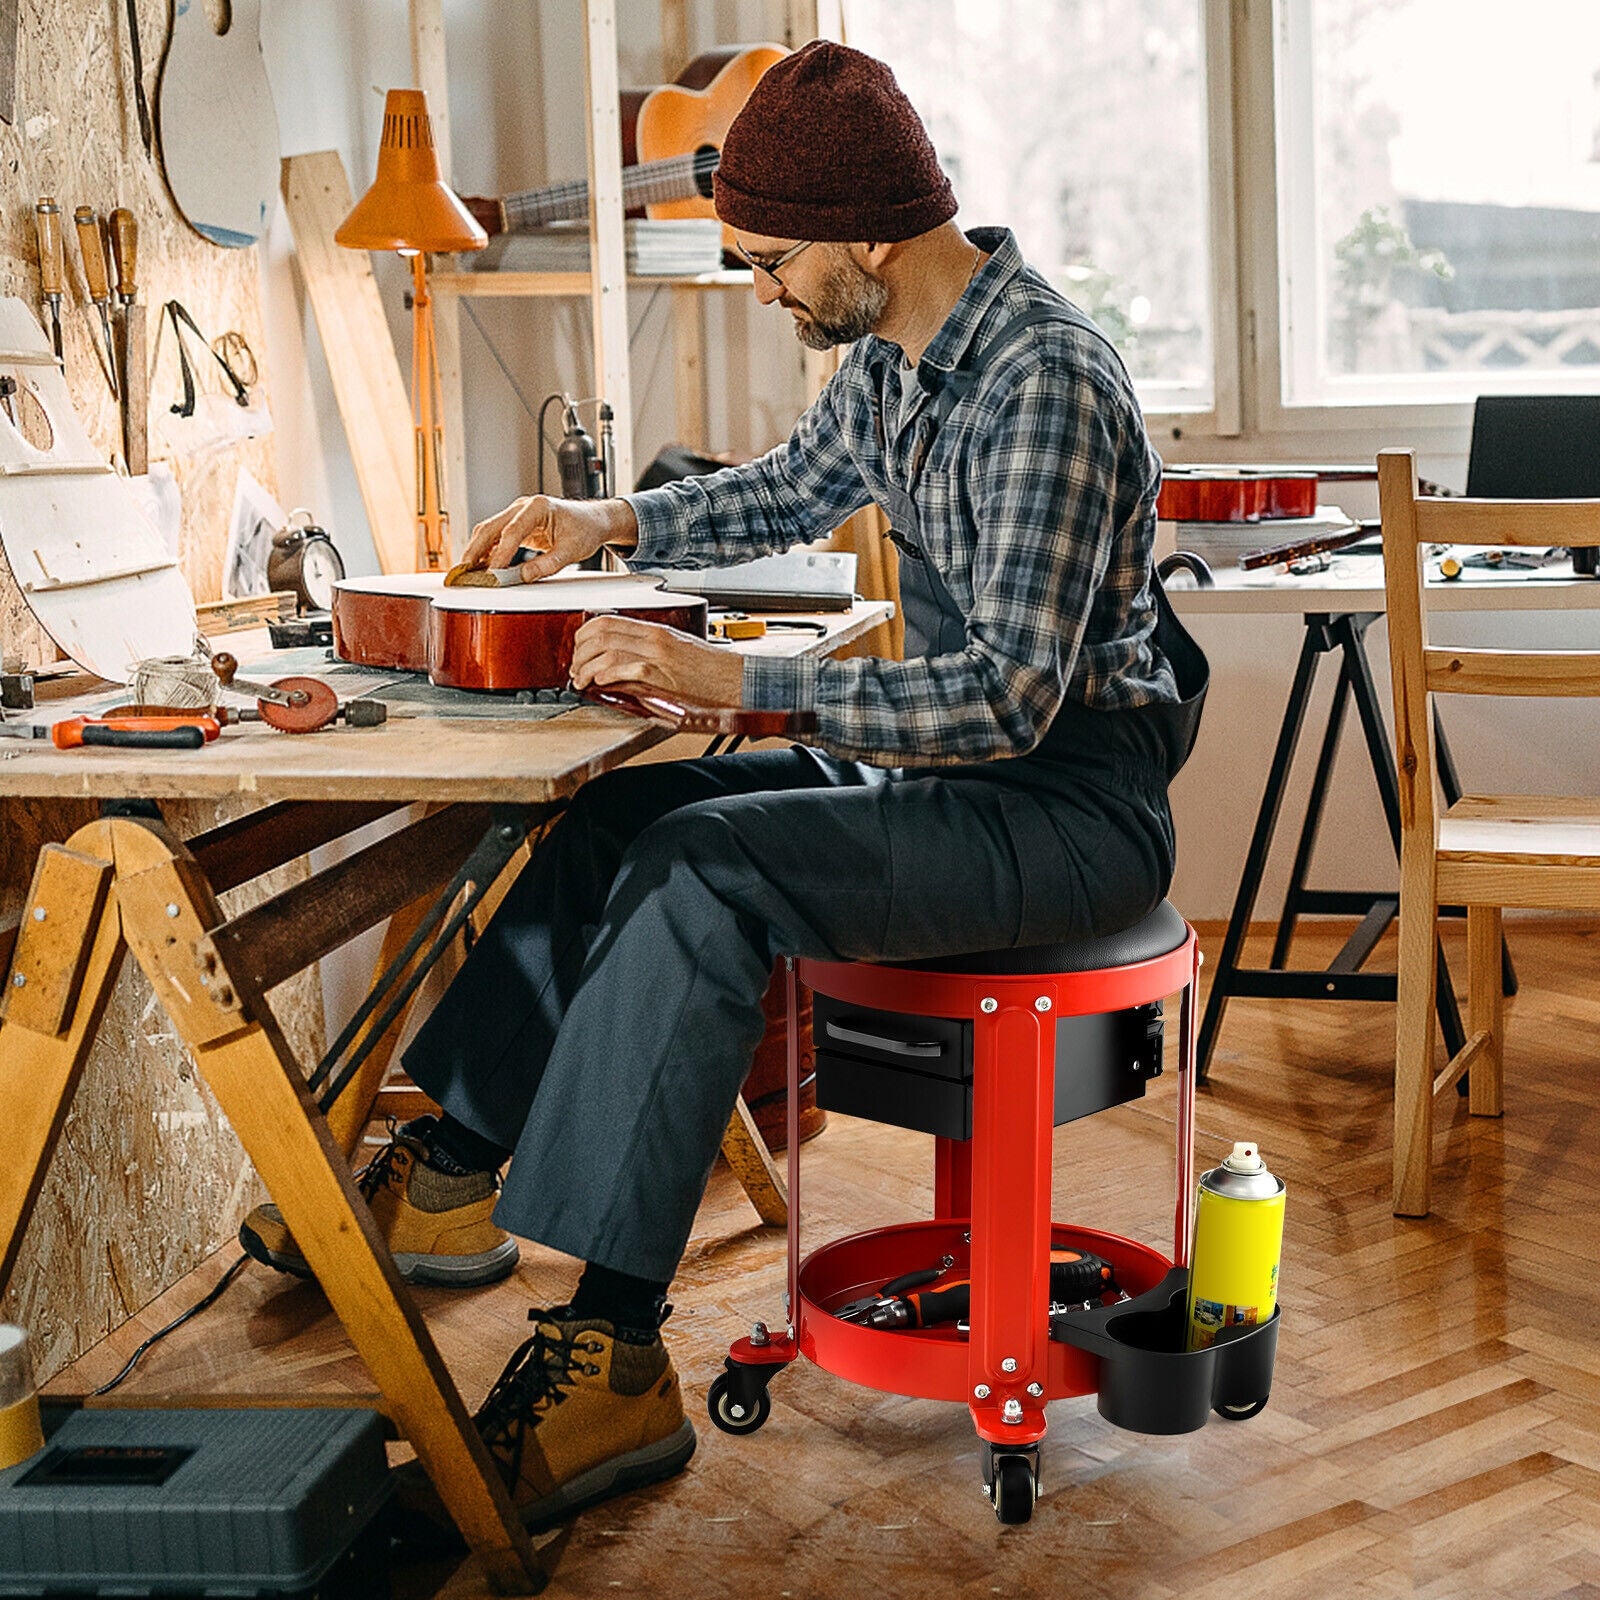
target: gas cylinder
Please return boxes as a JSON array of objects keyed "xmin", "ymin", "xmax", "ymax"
[{"xmin": 1186, "ymin": 1141, "xmax": 1285, "ymax": 1352}]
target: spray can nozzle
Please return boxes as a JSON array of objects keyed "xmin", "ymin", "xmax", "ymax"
[{"xmin": 1222, "ymin": 1141, "xmax": 1264, "ymax": 1173}]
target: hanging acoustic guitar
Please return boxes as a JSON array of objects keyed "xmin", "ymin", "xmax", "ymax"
[
  {"xmin": 460, "ymin": 43, "xmax": 787, "ymax": 248},
  {"xmin": 157, "ymin": 0, "xmax": 281, "ymax": 248}
]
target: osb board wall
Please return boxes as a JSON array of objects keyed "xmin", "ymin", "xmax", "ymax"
[
  {"xmin": 0, "ymin": 1, "xmax": 317, "ymax": 1382},
  {"xmin": 0, "ymin": 800, "xmax": 326, "ymax": 1381},
  {"xmin": 0, "ymin": 0, "xmax": 277, "ymax": 664}
]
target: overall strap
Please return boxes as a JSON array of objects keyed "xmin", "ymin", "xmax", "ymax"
[{"xmin": 926, "ymin": 303, "xmax": 1078, "ymax": 432}]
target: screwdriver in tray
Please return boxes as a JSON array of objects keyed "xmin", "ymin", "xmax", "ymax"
[
  {"xmin": 0, "ymin": 715, "xmax": 220, "ymax": 749},
  {"xmin": 857, "ymin": 1248, "xmax": 1124, "ymax": 1331}
]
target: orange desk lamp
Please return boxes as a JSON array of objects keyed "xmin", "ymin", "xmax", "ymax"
[{"xmin": 335, "ymin": 89, "xmax": 486, "ymax": 572}]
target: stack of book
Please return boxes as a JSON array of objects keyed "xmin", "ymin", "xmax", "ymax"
[{"xmin": 474, "ymin": 219, "xmax": 725, "ymax": 277}]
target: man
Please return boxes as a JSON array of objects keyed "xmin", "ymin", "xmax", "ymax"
[{"xmin": 240, "ymin": 40, "xmax": 1203, "ymax": 1533}]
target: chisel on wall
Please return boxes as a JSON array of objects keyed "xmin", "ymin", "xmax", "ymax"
[{"xmin": 74, "ymin": 205, "xmax": 119, "ymax": 398}]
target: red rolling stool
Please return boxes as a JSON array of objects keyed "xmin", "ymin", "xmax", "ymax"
[{"xmin": 708, "ymin": 900, "xmax": 1279, "ymax": 1524}]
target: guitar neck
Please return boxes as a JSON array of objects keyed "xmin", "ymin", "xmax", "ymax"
[{"xmin": 501, "ymin": 151, "xmax": 713, "ymax": 232}]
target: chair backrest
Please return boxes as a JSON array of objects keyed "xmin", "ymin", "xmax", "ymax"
[{"xmin": 1376, "ymin": 448, "xmax": 1600, "ymax": 841}]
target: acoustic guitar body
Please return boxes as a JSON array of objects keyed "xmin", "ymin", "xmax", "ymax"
[
  {"xmin": 157, "ymin": 0, "xmax": 281, "ymax": 248},
  {"xmin": 635, "ymin": 44, "xmax": 788, "ymax": 245},
  {"xmin": 331, "ymin": 572, "xmax": 709, "ymax": 692}
]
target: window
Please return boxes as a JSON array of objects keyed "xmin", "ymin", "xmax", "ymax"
[
  {"xmin": 841, "ymin": 0, "xmax": 1215, "ymax": 411},
  {"xmin": 839, "ymin": 0, "xmax": 1600, "ymax": 433},
  {"xmin": 1277, "ymin": 0, "xmax": 1600, "ymax": 406}
]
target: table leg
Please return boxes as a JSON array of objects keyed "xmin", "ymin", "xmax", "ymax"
[
  {"xmin": 1270, "ymin": 665, "xmax": 1352, "ymax": 970},
  {"xmin": 1197, "ymin": 623, "xmax": 1325, "ymax": 1078},
  {"xmin": 0, "ymin": 832, "xmax": 121, "ymax": 1298},
  {"xmin": 47, "ymin": 817, "xmax": 544, "ymax": 1593},
  {"xmin": 1340, "ymin": 616, "xmax": 1466, "ymax": 1059}
]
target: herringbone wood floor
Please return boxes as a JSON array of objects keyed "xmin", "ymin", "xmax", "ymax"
[{"xmin": 50, "ymin": 918, "xmax": 1600, "ymax": 1599}]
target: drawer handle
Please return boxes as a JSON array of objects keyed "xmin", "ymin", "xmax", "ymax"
[{"xmin": 824, "ymin": 1020, "xmax": 943, "ymax": 1059}]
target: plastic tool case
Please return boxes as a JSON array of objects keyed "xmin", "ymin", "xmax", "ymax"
[{"xmin": 0, "ymin": 1407, "xmax": 392, "ymax": 1597}]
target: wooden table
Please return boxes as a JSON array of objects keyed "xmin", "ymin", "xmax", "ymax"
[
  {"xmin": 1168, "ymin": 554, "xmax": 1600, "ymax": 1078},
  {"xmin": 0, "ymin": 600, "xmax": 890, "ymax": 1593}
]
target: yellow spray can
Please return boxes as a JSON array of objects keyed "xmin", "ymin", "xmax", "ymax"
[
  {"xmin": 0, "ymin": 1324, "xmax": 43, "ymax": 1470},
  {"xmin": 1186, "ymin": 1142, "xmax": 1285, "ymax": 1352}
]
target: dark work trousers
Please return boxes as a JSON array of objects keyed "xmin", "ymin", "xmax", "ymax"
[{"xmin": 401, "ymin": 742, "xmax": 1174, "ymax": 1282}]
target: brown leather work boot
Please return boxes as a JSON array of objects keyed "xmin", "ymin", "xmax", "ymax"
[
  {"xmin": 238, "ymin": 1119, "xmax": 520, "ymax": 1287},
  {"xmin": 398, "ymin": 1306, "xmax": 696, "ymax": 1536}
]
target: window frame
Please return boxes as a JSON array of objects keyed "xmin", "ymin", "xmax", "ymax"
[
  {"xmin": 1143, "ymin": 0, "xmax": 1473, "ymax": 455},
  {"xmin": 826, "ymin": 0, "xmax": 1594, "ymax": 459}
]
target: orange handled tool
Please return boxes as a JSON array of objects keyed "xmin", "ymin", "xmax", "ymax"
[
  {"xmin": 51, "ymin": 714, "xmax": 218, "ymax": 750},
  {"xmin": 108, "ymin": 208, "xmax": 138, "ymax": 306},
  {"xmin": 73, "ymin": 205, "xmax": 119, "ymax": 398},
  {"xmin": 850, "ymin": 1249, "xmax": 1123, "ymax": 1331}
]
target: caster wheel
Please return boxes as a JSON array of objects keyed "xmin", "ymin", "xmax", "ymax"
[
  {"xmin": 707, "ymin": 1372, "xmax": 771, "ymax": 1436},
  {"xmin": 1215, "ymin": 1396, "xmax": 1269, "ymax": 1421},
  {"xmin": 989, "ymin": 1453, "xmax": 1038, "ymax": 1525}
]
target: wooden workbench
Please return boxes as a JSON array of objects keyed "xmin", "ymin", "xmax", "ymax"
[{"xmin": 0, "ymin": 599, "xmax": 891, "ymax": 1593}]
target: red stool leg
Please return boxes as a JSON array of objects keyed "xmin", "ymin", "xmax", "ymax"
[
  {"xmin": 1173, "ymin": 944, "xmax": 1200, "ymax": 1266},
  {"xmin": 967, "ymin": 984, "xmax": 1052, "ymax": 1449},
  {"xmin": 934, "ymin": 1136, "xmax": 972, "ymax": 1219}
]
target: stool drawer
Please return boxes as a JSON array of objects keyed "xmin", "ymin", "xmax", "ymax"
[
  {"xmin": 811, "ymin": 993, "xmax": 1163, "ymax": 1141},
  {"xmin": 812, "ymin": 996, "xmax": 971, "ymax": 1081},
  {"xmin": 814, "ymin": 1053, "xmax": 972, "ymax": 1140},
  {"xmin": 1054, "ymin": 1003, "xmax": 1164, "ymax": 1125}
]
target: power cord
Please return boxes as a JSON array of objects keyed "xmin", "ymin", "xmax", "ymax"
[{"xmin": 90, "ymin": 1253, "xmax": 253, "ymax": 1397}]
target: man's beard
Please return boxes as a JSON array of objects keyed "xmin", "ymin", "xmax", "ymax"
[{"xmin": 786, "ymin": 253, "xmax": 889, "ymax": 350}]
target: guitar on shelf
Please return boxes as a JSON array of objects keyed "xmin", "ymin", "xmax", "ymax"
[
  {"xmin": 460, "ymin": 43, "xmax": 786, "ymax": 248},
  {"xmin": 462, "ymin": 147, "xmax": 720, "ymax": 237}
]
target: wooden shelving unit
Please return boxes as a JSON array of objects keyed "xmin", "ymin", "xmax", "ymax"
[
  {"xmin": 430, "ymin": 268, "xmax": 751, "ymax": 299},
  {"xmin": 415, "ymin": 1, "xmax": 827, "ymax": 510}
]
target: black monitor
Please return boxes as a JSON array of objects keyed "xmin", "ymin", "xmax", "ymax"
[
  {"xmin": 1466, "ymin": 395, "xmax": 1600, "ymax": 573},
  {"xmin": 1465, "ymin": 394, "xmax": 1600, "ymax": 499}
]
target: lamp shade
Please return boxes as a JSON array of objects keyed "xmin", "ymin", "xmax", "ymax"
[{"xmin": 335, "ymin": 89, "xmax": 487, "ymax": 254}]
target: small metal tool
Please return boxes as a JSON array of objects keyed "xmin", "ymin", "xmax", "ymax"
[
  {"xmin": 209, "ymin": 651, "xmax": 312, "ymax": 709},
  {"xmin": 33, "ymin": 198, "xmax": 64, "ymax": 363},
  {"xmin": 73, "ymin": 205, "xmax": 120, "ymax": 398}
]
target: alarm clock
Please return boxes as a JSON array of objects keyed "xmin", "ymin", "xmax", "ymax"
[{"xmin": 267, "ymin": 511, "xmax": 345, "ymax": 614}]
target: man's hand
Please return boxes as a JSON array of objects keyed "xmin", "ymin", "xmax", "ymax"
[
  {"xmin": 570, "ymin": 616, "xmax": 745, "ymax": 708},
  {"xmin": 459, "ymin": 495, "xmax": 639, "ymax": 583}
]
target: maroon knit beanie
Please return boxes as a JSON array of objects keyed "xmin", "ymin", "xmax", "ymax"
[{"xmin": 714, "ymin": 41, "xmax": 957, "ymax": 243}]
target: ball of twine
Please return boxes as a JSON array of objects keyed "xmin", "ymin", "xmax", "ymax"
[{"xmin": 131, "ymin": 653, "xmax": 218, "ymax": 710}]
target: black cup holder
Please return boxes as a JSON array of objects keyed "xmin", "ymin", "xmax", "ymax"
[{"xmin": 1050, "ymin": 1267, "xmax": 1279, "ymax": 1435}]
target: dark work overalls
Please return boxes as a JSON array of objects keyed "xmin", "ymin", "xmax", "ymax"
[{"xmin": 402, "ymin": 309, "xmax": 1209, "ymax": 1283}]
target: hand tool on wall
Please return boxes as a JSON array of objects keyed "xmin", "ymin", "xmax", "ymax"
[
  {"xmin": 108, "ymin": 207, "xmax": 147, "ymax": 471},
  {"xmin": 0, "ymin": 0, "xmax": 20, "ymax": 127},
  {"xmin": 123, "ymin": 0, "xmax": 153, "ymax": 156},
  {"xmin": 73, "ymin": 205, "xmax": 120, "ymax": 398},
  {"xmin": 33, "ymin": 199, "xmax": 65, "ymax": 363}
]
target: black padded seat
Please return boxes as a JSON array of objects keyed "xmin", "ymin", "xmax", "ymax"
[{"xmin": 891, "ymin": 899, "xmax": 1188, "ymax": 977}]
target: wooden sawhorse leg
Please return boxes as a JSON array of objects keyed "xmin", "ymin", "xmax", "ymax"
[{"xmin": 0, "ymin": 818, "xmax": 544, "ymax": 1593}]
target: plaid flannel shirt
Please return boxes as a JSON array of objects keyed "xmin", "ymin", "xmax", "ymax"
[{"xmin": 625, "ymin": 227, "xmax": 1176, "ymax": 767}]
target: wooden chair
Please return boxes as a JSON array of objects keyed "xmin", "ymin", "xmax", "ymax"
[{"xmin": 1377, "ymin": 449, "xmax": 1600, "ymax": 1216}]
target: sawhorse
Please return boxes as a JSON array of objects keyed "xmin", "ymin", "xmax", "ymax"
[
  {"xmin": 0, "ymin": 799, "xmax": 791, "ymax": 1591},
  {"xmin": 1197, "ymin": 609, "xmax": 1515, "ymax": 1080}
]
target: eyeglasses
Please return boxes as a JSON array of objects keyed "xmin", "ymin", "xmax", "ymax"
[{"xmin": 735, "ymin": 238, "xmax": 815, "ymax": 285}]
